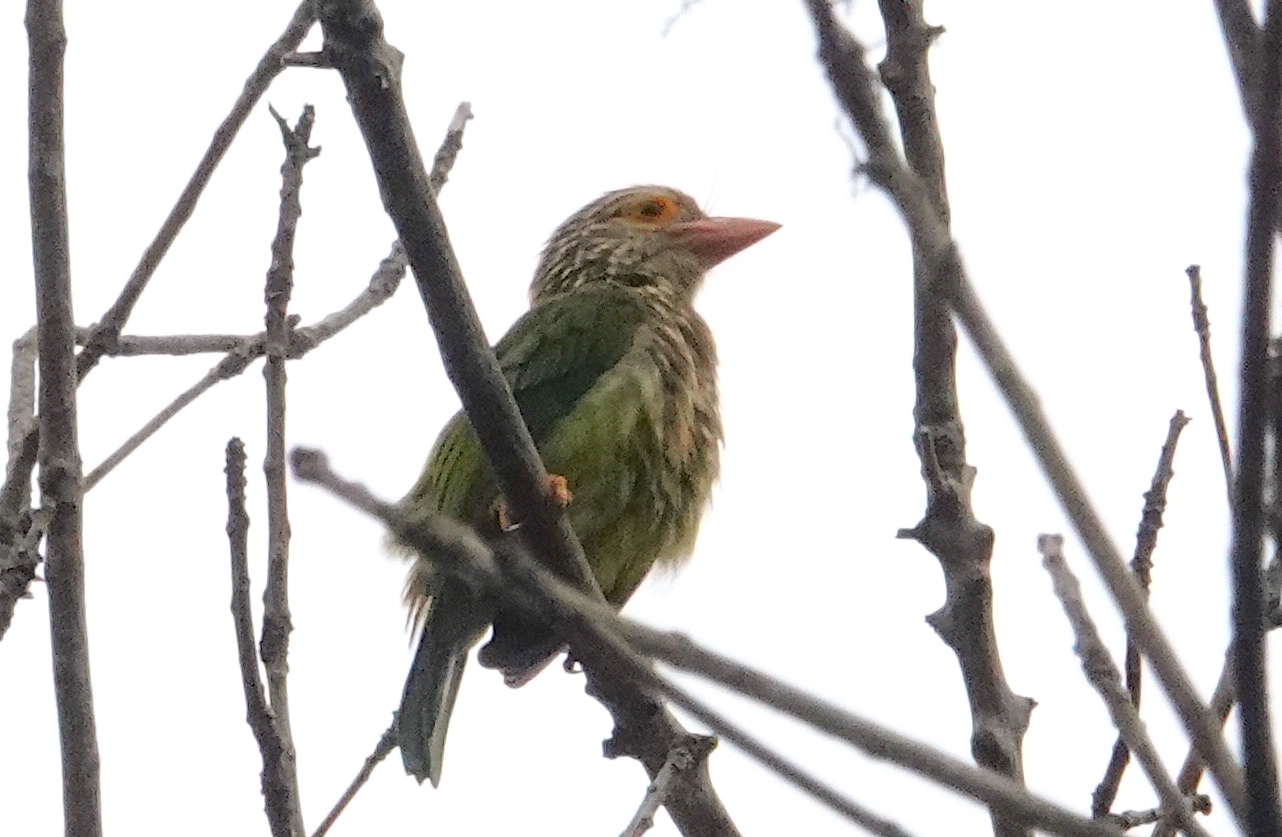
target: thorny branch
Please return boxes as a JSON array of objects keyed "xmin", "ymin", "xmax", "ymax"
[
  {"xmin": 291, "ymin": 447, "xmax": 1123, "ymax": 837},
  {"xmin": 801, "ymin": 0, "xmax": 1246, "ymax": 820},
  {"xmin": 27, "ymin": 2, "xmax": 101, "ymax": 837},
  {"xmin": 1093, "ymin": 411, "xmax": 1189, "ymax": 817}
]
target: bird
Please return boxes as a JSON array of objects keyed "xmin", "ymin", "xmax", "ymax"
[{"xmin": 393, "ymin": 184, "xmax": 779, "ymax": 786}]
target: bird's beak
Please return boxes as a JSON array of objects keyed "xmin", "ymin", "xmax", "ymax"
[{"xmin": 669, "ymin": 216, "xmax": 781, "ymax": 269}]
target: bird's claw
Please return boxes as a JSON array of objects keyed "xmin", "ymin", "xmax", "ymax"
[{"xmin": 495, "ymin": 473, "xmax": 573, "ymax": 531}]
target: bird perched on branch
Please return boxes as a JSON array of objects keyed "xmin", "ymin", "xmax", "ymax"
[{"xmin": 394, "ymin": 185, "xmax": 779, "ymax": 786}]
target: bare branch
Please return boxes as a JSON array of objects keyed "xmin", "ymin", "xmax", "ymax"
[
  {"xmin": 427, "ymin": 102, "xmax": 472, "ymax": 195},
  {"xmin": 77, "ymin": 331, "xmax": 258, "ymax": 356},
  {"xmin": 1185, "ymin": 267, "xmax": 1235, "ymax": 509},
  {"xmin": 82, "ymin": 101, "xmax": 471, "ymax": 494},
  {"xmin": 2, "ymin": 1, "xmax": 315, "ymax": 632},
  {"xmin": 75, "ymin": 1, "xmax": 314, "ymax": 379},
  {"xmin": 1038, "ymin": 535, "xmax": 1211, "ymax": 837},
  {"xmin": 7, "ymin": 328, "xmax": 37, "ymax": 467},
  {"xmin": 620, "ymin": 738, "xmax": 717, "ymax": 837},
  {"xmin": 871, "ymin": 6, "xmax": 1032, "ymax": 836},
  {"xmin": 800, "ymin": 0, "xmax": 1246, "ymax": 817},
  {"xmin": 1228, "ymin": 2, "xmax": 1282, "ymax": 832},
  {"xmin": 255, "ymin": 105, "xmax": 321, "ymax": 837},
  {"xmin": 226, "ymin": 438, "xmax": 295, "ymax": 837},
  {"xmin": 27, "ymin": 0, "xmax": 100, "ymax": 833},
  {"xmin": 1215, "ymin": 0, "xmax": 1264, "ymax": 114},
  {"xmin": 309, "ymin": 723, "xmax": 397, "ymax": 837},
  {"xmin": 0, "ymin": 331, "xmax": 40, "ymax": 640},
  {"xmin": 83, "ymin": 338, "xmax": 265, "ymax": 492},
  {"xmin": 1093, "ymin": 411, "xmax": 1190, "ymax": 817},
  {"xmin": 1109, "ymin": 796, "xmax": 1212, "ymax": 832},
  {"xmin": 291, "ymin": 448, "xmax": 1123, "ymax": 837}
]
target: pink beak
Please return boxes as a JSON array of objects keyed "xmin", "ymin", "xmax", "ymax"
[{"xmin": 669, "ymin": 216, "xmax": 781, "ymax": 269}]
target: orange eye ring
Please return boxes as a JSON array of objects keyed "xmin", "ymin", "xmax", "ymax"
[{"xmin": 621, "ymin": 194, "xmax": 681, "ymax": 226}]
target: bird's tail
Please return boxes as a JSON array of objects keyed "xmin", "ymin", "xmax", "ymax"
[{"xmin": 397, "ymin": 588, "xmax": 483, "ymax": 787}]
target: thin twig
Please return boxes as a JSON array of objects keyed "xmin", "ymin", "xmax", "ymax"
[
  {"xmin": 427, "ymin": 102, "xmax": 471, "ymax": 194},
  {"xmin": 1109, "ymin": 796, "xmax": 1212, "ymax": 832},
  {"xmin": 83, "ymin": 337, "xmax": 266, "ymax": 491},
  {"xmin": 257, "ymin": 105, "xmax": 319, "ymax": 837},
  {"xmin": 7, "ymin": 328, "xmax": 37, "ymax": 467},
  {"xmin": 872, "ymin": 5, "xmax": 1031, "ymax": 836},
  {"xmin": 226, "ymin": 438, "xmax": 295, "ymax": 837},
  {"xmin": 1, "ymin": 0, "xmax": 315, "ymax": 628},
  {"xmin": 620, "ymin": 738, "xmax": 717, "ymax": 837},
  {"xmin": 1185, "ymin": 267, "xmax": 1234, "ymax": 509},
  {"xmin": 1093, "ymin": 411, "xmax": 1190, "ymax": 817},
  {"xmin": 309, "ymin": 723, "xmax": 397, "ymax": 837},
  {"xmin": 0, "ymin": 331, "xmax": 40, "ymax": 640},
  {"xmin": 1039, "ymin": 535, "xmax": 1211, "ymax": 837},
  {"xmin": 27, "ymin": 2, "xmax": 101, "ymax": 835},
  {"xmin": 75, "ymin": 1, "xmax": 314, "ymax": 379},
  {"xmin": 82, "ymin": 102, "xmax": 471, "ymax": 494},
  {"xmin": 801, "ymin": 1, "xmax": 1246, "ymax": 818},
  {"xmin": 1230, "ymin": 2, "xmax": 1282, "ymax": 833},
  {"xmin": 291, "ymin": 448, "xmax": 1122, "ymax": 837}
]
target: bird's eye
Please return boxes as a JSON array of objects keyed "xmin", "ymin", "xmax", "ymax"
[{"xmin": 622, "ymin": 195, "xmax": 679, "ymax": 225}]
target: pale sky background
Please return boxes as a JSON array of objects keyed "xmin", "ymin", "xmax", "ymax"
[{"xmin": 0, "ymin": 1, "xmax": 1270, "ymax": 835}]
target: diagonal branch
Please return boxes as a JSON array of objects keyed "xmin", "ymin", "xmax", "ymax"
[
  {"xmin": 27, "ymin": 1, "xmax": 100, "ymax": 835},
  {"xmin": 801, "ymin": 0, "xmax": 1247, "ymax": 821},
  {"xmin": 75, "ymin": 1, "xmax": 314, "ymax": 380},
  {"xmin": 1, "ymin": 0, "xmax": 315, "ymax": 643},
  {"xmin": 291, "ymin": 448, "xmax": 1123, "ymax": 837},
  {"xmin": 309, "ymin": 723, "xmax": 397, "ymax": 837},
  {"xmin": 1039, "ymin": 535, "xmax": 1211, "ymax": 837},
  {"xmin": 312, "ymin": 6, "xmax": 745, "ymax": 831},
  {"xmin": 80, "ymin": 102, "xmax": 471, "ymax": 495},
  {"xmin": 312, "ymin": 0, "xmax": 602, "ymax": 600}
]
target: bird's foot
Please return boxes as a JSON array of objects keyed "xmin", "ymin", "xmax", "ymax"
[{"xmin": 495, "ymin": 473, "xmax": 573, "ymax": 531}]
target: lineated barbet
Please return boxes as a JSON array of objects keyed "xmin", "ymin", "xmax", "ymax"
[{"xmin": 394, "ymin": 185, "xmax": 779, "ymax": 786}]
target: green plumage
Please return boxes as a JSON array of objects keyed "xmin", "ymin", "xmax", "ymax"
[{"xmin": 393, "ymin": 186, "xmax": 776, "ymax": 786}]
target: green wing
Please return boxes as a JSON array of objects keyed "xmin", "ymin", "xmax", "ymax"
[{"xmin": 404, "ymin": 283, "xmax": 650, "ymax": 531}]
